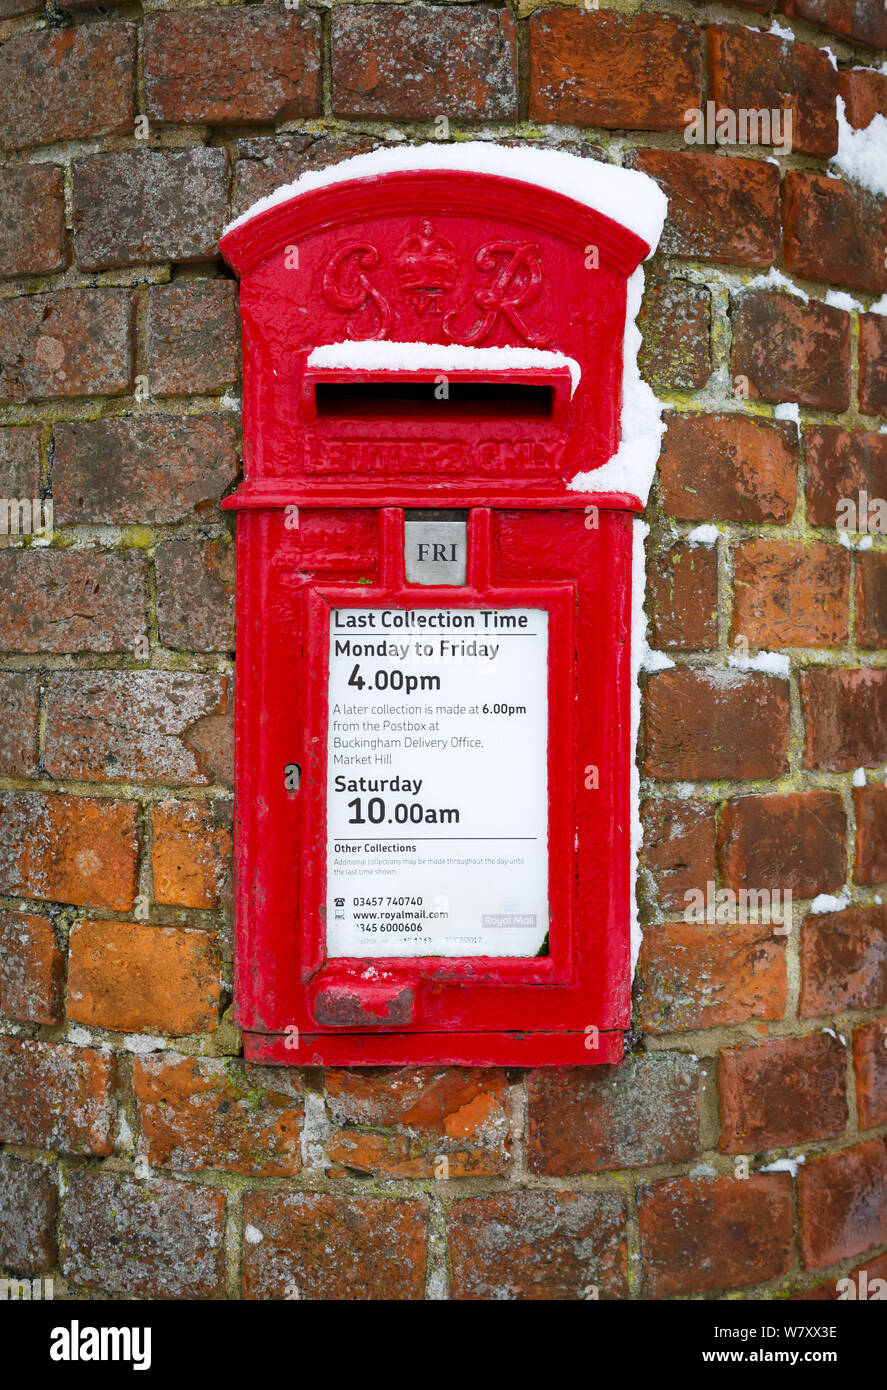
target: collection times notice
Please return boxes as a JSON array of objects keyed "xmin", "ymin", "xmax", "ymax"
[{"xmin": 325, "ymin": 606, "xmax": 549, "ymax": 958}]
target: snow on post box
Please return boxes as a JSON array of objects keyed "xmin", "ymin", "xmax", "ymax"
[{"xmin": 219, "ymin": 143, "xmax": 668, "ymax": 1066}]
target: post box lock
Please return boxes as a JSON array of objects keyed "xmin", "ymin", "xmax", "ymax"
[{"xmin": 219, "ymin": 144, "xmax": 666, "ymax": 1067}]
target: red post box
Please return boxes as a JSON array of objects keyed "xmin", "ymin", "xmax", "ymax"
[{"xmin": 220, "ymin": 144, "xmax": 666, "ymax": 1066}]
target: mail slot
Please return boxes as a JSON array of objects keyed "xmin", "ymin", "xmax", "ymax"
[{"xmin": 219, "ymin": 144, "xmax": 666, "ymax": 1066}]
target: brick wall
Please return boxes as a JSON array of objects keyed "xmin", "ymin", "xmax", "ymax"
[{"xmin": 0, "ymin": 0, "xmax": 886, "ymax": 1301}]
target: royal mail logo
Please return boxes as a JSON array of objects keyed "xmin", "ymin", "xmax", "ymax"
[
  {"xmin": 321, "ymin": 223, "xmax": 551, "ymax": 347},
  {"xmin": 302, "ymin": 437, "xmax": 563, "ymax": 475}
]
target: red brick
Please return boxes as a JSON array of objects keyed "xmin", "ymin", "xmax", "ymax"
[
  {"xmin": 719, "ymin": 1033, "xmax": 848, "ymax": 1151},
  {"xmin": 68, "ymin": 920, "xmax": 220, "ymax": 1036},
  {"xmin": 732, "ymin": 290, "xmax": 850, "ymax": 410},
  {"xmin": 640, "ymin": 799, "xmax": 716, "ymax": 912},
  {"xmin": 659, "ymin": 413, "xmax": 797, "ymax": 523},
  {"xmin": 0, "ymin": 290, "xmax": 133, "ymax": 403},
  {"xmin": 146, "ymin": 281, "xmax": 239, "ymax": 398},
  {"xmin": 628, "ymin": 150, "xmax": 779, "ymax": 266},
  {"xmin": 637, "ymin": 922, "xmax": 787, "ymax": 1032},
  {"xmin": 0, "ymin": 423, "xmax": 41, "ymax": 496},
  {"xmin": 0, "ymin": 1155, "xmax": 57, "ymax": 1273},
  {"xmin": 0, "ymin": 672, "xmax": 38, "ymax": 776},
  {"xmin": 0, "ymin": 166, "xmax": 67, "ymax": 278},
  {"xmin": 333, "ymin": 5, "xmax": 517, "ymax": 121},
  {"xmin": 859, "ymin": 314, "xmax": 887, "ymax": 417},
  {"xmin": 856, "ymin": 551, "xmax": 887, "ymax": 649},
  {"xmin": 45, "ymin": 670, "xmax": 230, "ymax": 786},
  {"xmin": 798, "ymin": 1140, "xmax": 887, "ymax": 1269},
  {"xmin": 806, "ymin": 426, "xmax": 887, "ymax": 527},
  {"xmin": 526, "ymin": 1054, "xmax": 700, "ymax": 1174},
  {"xmin": 450, "ymin": 1192, "xmax": 627, "ymax": 1300},
  {"xmin": 638, "ymin": 279, "xmax": 712, "ymax": 391},
  {"xmin": 151, "ymin": 800, "xmax": 232, "ymax": 909},
  {"xmin": 326, "ymin": 1067, "xmax": 510, "ymax": 1178},
  {"xmin": 133, "ymin": 1055, "xmax": 302, "ymax": 1176},
  {"xmin": 62, "ymin": 1170, "xmax": 226, "ymax": 1299},
  {"xmin": 146, "ymin": 6, "xmax": 320, "ymax": 125},
  {"xmin": 232, "ymin": 134, "xmax": 380, "ymax": 219},
  {"xmin": 0, "ymin": 1037, "xmax": 115, "ymax": 1155},
  {"xmin": 646, "ymin": 543, "xmax": 718, "ymax": 650},
  {"xmin": 708, "ymin": 26, "xmax": 837, "ymax": 158},
  {"xmin": 853, "ymin": 1017, "xmax": 887, "ymax": 1128},
  {"xmin": 782, "ymin": 0, "xmax": 887, "ymax": 50},
  {"xmin": 801, "ymin": 667, "xmax": 887, "ymax": 771},
  {"xmin": 0, "ymin": 24, "xmax": 135, "ymax": 150},
  {"xmin": 732, "ymin": 539, "xmax": 850, "ymax": 647},
  {"xmin": 0, "ymin": 911, "xmax": 63, "ymax": 1024},
  {"xmin": 800, "ymin": 905, "xmax": 887, "ymax": 1016},
  {"xmin": 718, "ymin": 790, "xmax": 846, "ymax": 900},
  {"xmin": 72, "ymin": 149, "xmax": 229, "ymax": 270},
  {"xmin": 529, "ymin": 10, "xmax": 700, "ymax": 131},
  {"xmin": 855, "ymin": 784, "xmax": 887, "ymax": 884},
  {"xmin": 242, "ymin": 1192, "xmax": 427, "ymax": 1300},
  {"xmin": 640, "ymin": 1174, "xmax": 793, "ymax": 1296},
  {"xmin": 0, "ymin": 549, "xmax": 147, "ymax": 654},
  {"xmin": 0, "ymin": 791, "xmax": 138, "ymax": 912},
  {"xmin": 54, "ymin": 415, "xmax": 239, "ymax": 526},
  {"xmin": 644, "ymin": 668, "xmax": 790, "ymax": 780},
  {"xmin": 155, "ymin": 537, "xmax": 235, "ymax": 652},
  {"xmin": 840, "ymin": 68, "xmax": 887, "ymax": 131},
  {"xmin": 783, "ymin": 172, "xmax": 887, "ymax": 295}
]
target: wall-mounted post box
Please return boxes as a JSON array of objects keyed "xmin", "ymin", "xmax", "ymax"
[{"xmin": 220, "ymin": 146, "xmax": 665, "ymax": 1066}]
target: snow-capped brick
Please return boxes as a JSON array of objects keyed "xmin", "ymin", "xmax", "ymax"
[
  {"xmin": 626, "ymin": 148, "xmax": 780, "ymax": 267},
  {"xmin": 660, "ymin": 413, "xmax": 797, "ymax": 524},
  {"xmin": 783, "ymin": 169, "xmax": 887, "ymax": 296},
  {"xmin": 719, "ymin": 1033, "xmax": 847, "ymax": 1151},
  {"xmin": 731, "ymin": 290, "xmax": 851, "ymax": 411},
  {"xmin": 800, "ymin": 904, "xmax": 887, "ymax": 1016},
  {"xmin": 644, "ymin": 667, "xmax": 790, "ymax": 781}
]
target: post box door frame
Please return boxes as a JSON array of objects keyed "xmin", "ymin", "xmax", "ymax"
[{"xmin": 234, "ymin": 504, "xmax": 633, "ymax": 1045}]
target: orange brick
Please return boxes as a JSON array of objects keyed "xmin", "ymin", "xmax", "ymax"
[
  {"xmin": 325, "ymin": 1067, "xmax": 510, "ymax": 1177},
  {"xmin": 640, "ymin": 1174, "xmax": 793, "ymax": 1296},
  {"xmin": 0, "ymin": 1037, "xmax": 115, "ymax": 1155},
  {"xmin": 0, "ymin": 911, "xmax": 64, "ymax": 1023},
  {"xmin": 68, "ymin": 920, "xmax": 219, "ymax": 1035},
  {"xmin": 854, "ymin": 783, "xmax": 887, "ymax": 884},
  {"xmin": 853, "ymin": 1017, "xmax": 887, "ymax": 1129},
  {"xmin": 798, "ymin": 1140, "xmax": 887, "ymax": 1270},
  {"xmin": 637, "ymin": 922, "xmax": 787, "ymax": 1032},
  {"xmin": 242, "ymin": 1192, "xmax": 427, "ymax": 1300},
  {"xmin": 732, "ymin": 540, "xmax": 850, "ymax": 648},
  {"xmin": 151, "ymin": 799, "xmax": 232, "ymax": 909},
  {"xmin": 133, "ymin": 1055, "xmax": 302, "ymax": 1175},
  {"xmin": 0, "ymin": 791, "xmax": 138, "ymax": 912}
]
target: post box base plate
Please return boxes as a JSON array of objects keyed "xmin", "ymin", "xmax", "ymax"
[{"xmin": 243, "ymin": 1029, "xmax": 624, "ymax": 1067}]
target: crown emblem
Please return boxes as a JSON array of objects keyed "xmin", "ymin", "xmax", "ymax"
[{"xmin": 394, "ymin": 220, "xmax": 460, "ymax": 314}]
